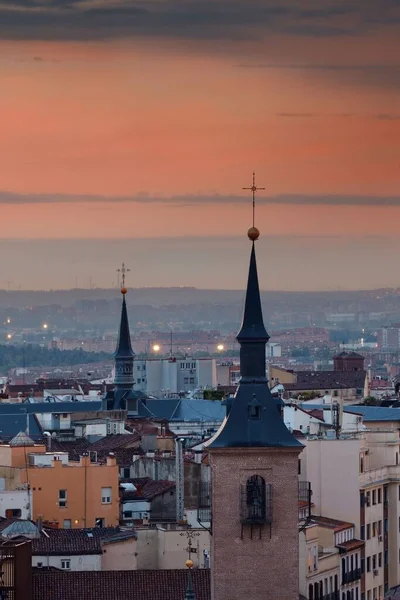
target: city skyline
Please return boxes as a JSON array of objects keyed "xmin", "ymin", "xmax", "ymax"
[{"xmin": 0, "ymin": 0, "xmax": 399, "ymax": 290}]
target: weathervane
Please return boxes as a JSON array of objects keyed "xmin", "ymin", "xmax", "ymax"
[
  {"xmin": 243, "ymin": 171, "xmax": 265, "ymax": 228},
  {"xmin": 117, "ymin": 263, "xmax": 130, "ymax": 294}
]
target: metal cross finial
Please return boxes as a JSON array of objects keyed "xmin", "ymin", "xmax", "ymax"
[
  {"xmin": 243, "ymin": 172, "xmax": 265, "ymax": 228},
  {"xmin": 180, "ymin": 530, "xmax": 201, "ymax": 561},
  {"xmin": 117, "ymin": 262, "xmax": 130, "ymax": 289}
]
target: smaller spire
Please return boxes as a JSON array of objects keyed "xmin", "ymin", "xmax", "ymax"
[
  {"xmin": 114, "ymin": 293, "xmax": 135, "ymax": 359},
  {"xmin": 184, "ymin": 561, "xmax": 195, "ymax": 600}
]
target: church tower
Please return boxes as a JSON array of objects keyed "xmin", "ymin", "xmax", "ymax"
[
  {"xmin": 207, "ymin": 176, "xmax": 303, "ymax": 600},
  {"xmin": 112, "ymin": 265, "xmax": 135, "ymax": 409}
]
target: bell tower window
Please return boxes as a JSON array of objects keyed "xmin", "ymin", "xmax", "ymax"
[{"xmin": 240, "ymin": 475, "xmax": 272, "ymax": 539}]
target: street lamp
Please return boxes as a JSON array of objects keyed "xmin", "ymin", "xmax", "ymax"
[
  {"xmin": 217, "ymin": 344, "xmax": 224, "ymax": 352},
  {"xmin": 42, "ymin": 323, "xmax": 48, "ymax": 330},
  {"xmin": 153, "ymin": 344, "xmax": 161, "ymax": 353}
]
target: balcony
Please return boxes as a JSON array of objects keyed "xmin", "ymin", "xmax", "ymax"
[
  {"xmin": 359, "ymin": 464, "xmax": 400, "ymax": 487},
  {"xmin": 342, "ymin": 568, "xmax": 362, "ymax": 584}
]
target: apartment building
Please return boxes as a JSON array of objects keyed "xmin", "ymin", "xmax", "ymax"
[
  {"xmin": 0, "ymin": 433, "xmax": 119, "ymax": 528},
  {"xmin": 128, "ymin": 357, "xmax": 217, "ymax": 396},
  {"xmin": 299, "ymin": 406, "xmax": 400, "ymax": 599},
  {"xmin": 299, "ymin": 516, "xmax": 363, "ymax": 600}
]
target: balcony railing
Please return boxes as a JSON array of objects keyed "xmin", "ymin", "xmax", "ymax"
[
  {"xmin": 342, "ymin": 568, "xmax": 362, "ymax": 585},
  {"xmin": 321, "ymin": 592, "xmax": 340, "ymax": 600}
]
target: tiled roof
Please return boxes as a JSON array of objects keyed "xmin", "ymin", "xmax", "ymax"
[
  {"xmin": 32, "ymin": 527, "xmax": 124, "ymax": 556},
  {"xmin": 336, "ymin": 539, "xmax": 365, "ymax": 552},
  {"xmin": 312, "ymin": 516, "xmax": 354, "ymax": 532},
  {"xmin": 47, "ymin": 439, "xmax": 91, "ymax": 461},
  {"xmin": 49, "ymin": 437, "xmax": 143, "ymax": 466},
  {"xmin": 284, "ymin": 370, "xmax": 367, "ymax": 391},
  {"xmin": 91, "ymin": 433, "xmax": 141, "ymax": 451},
  {"xmin": 122, "ymin": 479, "xmax": 175, "ymax": 501},
  {"xmin": 347, "ymin": 405, "xmax": 400, "ymax": 422},
  {"xmin": 0, "ymin": 401, "xmax": 103, "ymax": 415},
  {"xmin": 33, "ymin": 569, "xmax": 211, "ymax": 600}
]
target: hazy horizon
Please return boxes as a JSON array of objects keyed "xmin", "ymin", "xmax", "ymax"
[{"xmin": 1, "ymin": 235, "xmax": 400, "ymax": 292}]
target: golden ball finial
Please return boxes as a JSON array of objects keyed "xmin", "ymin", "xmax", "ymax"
[
  {"xmin": 121, "ymin": 287, "xmax": 127, "ymax": 295},
  {"xmin": 185, "ymin": 559, "xmax": 194, "ymax": 569},
  {"xmin": 247, "ymin": 226, "xmax": 260, "ymax": 241}
]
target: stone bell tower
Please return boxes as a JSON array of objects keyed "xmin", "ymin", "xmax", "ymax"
[{"xmin": 207, "ymin": 178, "xmax": 303, "ymax": 600}]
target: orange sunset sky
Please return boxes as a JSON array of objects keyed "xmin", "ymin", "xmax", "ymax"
[{"xmin": 0, "ymin": 0, "xmax": 399, "ymax": 290}]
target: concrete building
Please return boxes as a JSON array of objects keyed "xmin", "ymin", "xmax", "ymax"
[
  {"xmin": 135, "ymin": 525, "xmax": 210, "ymax": 570},
  {"xmin": 0, "ymin": 433, "xmax": 119, "ymax": 529},
  {"xmin": 298, "ymin": 405, "xmax": 400, "ymax": 599},
  {"xmin": 299, "ymin": 516, "xmax": 363, "ymax": 600},
  {"xmin": 133, "ymin": 357, "xmax": 217, "ymax": 397}
]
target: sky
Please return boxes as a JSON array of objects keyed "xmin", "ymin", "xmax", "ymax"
[{"xmin": 0, "ymin": 0, "xmax": 400, "ymax": 290}]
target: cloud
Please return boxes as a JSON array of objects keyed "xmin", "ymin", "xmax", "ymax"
[
  {"xmin": 238, "ymin": 62, "xmax": 400, "ymax": 88},
  {"xmin": 0, "ymin": 0, "xmax": 398, "ymax": 41},
  {"xmin": 276, "ymin": 112, "xmax": 400, "ymax": 119},
  {"xmin": 1, "ymin": 190, "xmax": 400, "ymax": 207}
]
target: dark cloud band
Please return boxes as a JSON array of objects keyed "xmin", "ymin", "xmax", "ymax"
[{"xmin": 1, "ymin": 190, "xmax": 400, "ymax": 206}]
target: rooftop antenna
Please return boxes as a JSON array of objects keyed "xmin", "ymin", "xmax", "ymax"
[
  {"xmin": 170, "ymin": 330, "xmax": 173, "ymax": 359},
  {"xmin": 243, "ymin": 171, "xmax": 265, "ymax": 229}
]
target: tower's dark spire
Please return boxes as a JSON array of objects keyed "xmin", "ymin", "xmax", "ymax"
[
  {"xmin": 114, "ymin": 294, "xmax": 135, "ymax": 360},
  {"xmin": 237, "ymin": 241, "xmax": 269, "ymax": 342},
  {"xmin": 113, "ymin": 265, "xmax": 135, "ymax": 391},
  {"xmin": 207, "ymin": 175, "xmax": 302, "ymax": 449}
]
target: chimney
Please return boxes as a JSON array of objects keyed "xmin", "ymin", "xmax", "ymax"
[{"xmin": 107, "ymin": 452, "xmax": 116, "ymax": 467}]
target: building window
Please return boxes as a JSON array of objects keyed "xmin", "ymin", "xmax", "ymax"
[
  {"xmin": 184, "ymin": 377, "xmax": 189, "ymax": 384},
  {"xmin": 360, "ymin": 456, "xmax": 364, "ymax": 473},
  {"xmin": 379, "ymin": 552, "xmax": 382, "ymax": 568},
  {"xmin": 384, "ymin": 550, "xmax": 388, "ymax": 566},
  {"xmin": 360, "ymin": 525, "xmax": 365, "ymax": 540},
  {"xmin": 372, "ymin": 522, "xmax": 377, "ymax": 537},
  {"xmin": 372, "ymin": 489, "xmax": 376, "ymax": 505},
  {"xmin": 101, "ymin": 487, "xmax": 112, "ymax": 504},
  {"xmin": 366, "ymin": 491, "xmax": 371, "ymax": 506},
  {"xmin": 5, "ymin": 509, "xmax": 21, "ymax": 518},
  {"xmin": 298, "ymin": 459, "xmax": 302, "ymax": 475},
  {"xmin": 378, "ymin": 520, "xmax": 382, "ymax": 536},
  {"xmin": 366, "ymin": 557, "xmax": 371, "ymax": 572},
  {"xmin": 59, "ymin": 489, "xmax": 67, "ymax": 508},
  {"xmin": 378, "ymin": 488, "xmax": 382, "ymax": 503},
  {"xmin": 95, "ymin": 518, "xmax": 105, "ymax": 528},
  {"xmin": 191, "ymin": 363, "xmax": 196, "ymax": 369},
  {"xmin": 63, "ymin": 519, "xmax": 71, "ymax": 529},
  {"xmin": 243, "ymin": 475, "xmax": 267, "ymax": 523},
  {"xmin": 189, "ymin": 377, "xmax": 195, "ymax": 384},
  {"xmin": 367, "ymin": 524, "xmax": 371, "ymax": 540},
  {"xmin": 61, "ymin": 559, "xmax": 71, "ymax": 570},
  {"xmin": 372, "ymin": 554, "xmax": 377, "ymax": 570}
]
